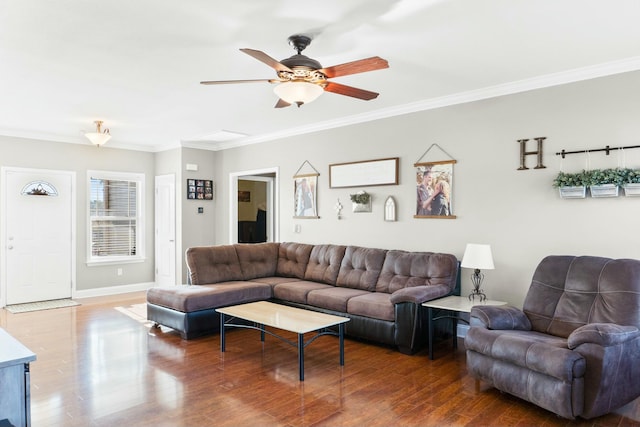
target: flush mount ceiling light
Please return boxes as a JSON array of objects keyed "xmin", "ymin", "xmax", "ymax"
[{"xmin": 85, "ymin": 120, "xmax": 111, "ymax": 147}]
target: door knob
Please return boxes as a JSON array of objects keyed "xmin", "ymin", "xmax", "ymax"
[{"xmin": 7, "ymin": 245, "xmax": 13, "ymax": 250}]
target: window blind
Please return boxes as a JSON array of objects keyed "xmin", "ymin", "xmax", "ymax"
[{"xmin": 89, "ymin": 178, "xmax": 138, "ymax": 257}]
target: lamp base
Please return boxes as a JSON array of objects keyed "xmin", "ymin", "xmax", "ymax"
[
  {"xmin": 468, "ymin": 288, "xmax": 487, "ymax": 302},
  {"xmin": 468, "ymin": 269, "xmax": 487, "ymax": 302}
]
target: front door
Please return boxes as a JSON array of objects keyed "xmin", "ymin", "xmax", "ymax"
[{"xmin": 3, "ymin": 168, "xmax": 74, "ymax": 305}]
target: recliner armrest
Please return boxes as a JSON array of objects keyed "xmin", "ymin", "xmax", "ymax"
[
  {"xmin": 389, "ymin": 284, "xmax": 450, "ymax": 304},
  {"xmin": 470, "ymin": 305, "xmax": 532, "ymax": 330},
  {"xmin": 567, "ymin": 323, "xmax": 640, "ymax": 349}
]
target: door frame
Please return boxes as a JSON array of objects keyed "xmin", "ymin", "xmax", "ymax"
[
  {"xmin": 1, "ymin": 167, "xmax": 77, "ymax": 307},
  {"xmin": 229, "ymin": 167, "xmax": 279, "ymax": 244}
]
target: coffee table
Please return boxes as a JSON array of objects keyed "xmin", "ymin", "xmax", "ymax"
[
  {"xmin": 422, "ymin": 296, "xmax": 507, "ymax": 360},
  {"xmin": 216, "ymin": 301, "xmax": 350, "ymax": 381}
]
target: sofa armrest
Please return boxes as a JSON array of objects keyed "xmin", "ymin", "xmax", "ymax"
[
  {"xmin": 389, "ymin": 284, "xmax": 450, "ymax": 304},
  {"xmin": 470, "ymin": 305, "xmax": 532, "ymax": 331},
  {"xmin": 567, "ymin": 323, "xmax": 640, "ymax": 349}
]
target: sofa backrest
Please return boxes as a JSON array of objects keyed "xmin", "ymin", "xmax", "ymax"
[
  {"xmin": 375, "ymin": 250, "xmax": 459, "ymax": 294},
  {"xmin": 524, "ymin": 255, "xmax": 640, "ymax": 338},
  {"xmin": 235, "ymin": 242, "xmax": 279, "ymax": 280},
  {"xmin": 337, "ymin": 246, "xmax": 387, "ymax": 291},
  {"xmin": 304, "ymin": 244, "xmax": 346, "ymax": 285},
  {"xmin": 276, "ymin": 242, "xmax": 314, "ymax": 279},
  {"xmin": 185, "ymin": 245, "xmax": 243, "ymax": 285}
]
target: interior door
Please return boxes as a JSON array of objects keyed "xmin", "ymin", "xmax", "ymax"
[
  {"xmin": 4, "ymin": 168, "xmax": 74, "ymax": 305},
  {"xmin": 155, "ymin": 174, "xmax": 176, "ymax": 286}
]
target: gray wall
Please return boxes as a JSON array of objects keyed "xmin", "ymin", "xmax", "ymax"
[
  {"xmin": 0, "ymin": 136, "xmax": 156, "ymax": 291},
  {"xmin": 212, "ymin": 70, "xmax": 640, "ymax": 306},
  {"xmin": 2, "ymin": 70, "xmax": 639, "ymax": 304}
]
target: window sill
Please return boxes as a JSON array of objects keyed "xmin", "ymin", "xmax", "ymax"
[{"xmin": 86, "ymin": 257, "xmax": 146, "ymax": 267}]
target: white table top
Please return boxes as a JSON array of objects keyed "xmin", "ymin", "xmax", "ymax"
[
  {"xmin": 216, "ymin": 301, "xmax": 350, "ymax": 334},
  {"xmin": 0, "ymin": 328, "xmax": 36, "ymax": 368},
  {"xmin": 422, "ymin": 295, "xmax": 507, "ymax": 313}
]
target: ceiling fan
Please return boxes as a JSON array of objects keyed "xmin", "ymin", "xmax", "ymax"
[{"xmin": 200, "ymin": 35, "xmax": 389, "ymax": 108}]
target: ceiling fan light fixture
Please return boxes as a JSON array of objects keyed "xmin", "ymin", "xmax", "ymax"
[
  {"xmin": 85, "ymin": 120, "xmax": 112, "ymax": 146},
  {"xmin": 273, "ymin": 81, "xmax": 323, "ymax": 107}
]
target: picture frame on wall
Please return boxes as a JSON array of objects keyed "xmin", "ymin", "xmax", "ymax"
[
  {"xmin": 238, "ymin": 190, "xmax": 251, "ymax": 202},
  {"xmin": 414, "ymin": 160, "xmax": 456, "ymax": 219},
  {"xmin": 187, "ymin": 179, "xmax": 213, "ymax": 200},
  {"xmin": 294, "ymin": 174, "xmax": 319, "ymax": 218}
]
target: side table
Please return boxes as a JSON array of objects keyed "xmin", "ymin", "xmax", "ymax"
[{"xmin": 422, "ymin": 296, "xmax": 506, "ymax": 360}]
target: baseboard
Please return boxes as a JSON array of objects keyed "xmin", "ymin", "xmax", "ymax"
[
  {"xmin": 457, "ymin": 323, "xmax": 470, "ymax": 338},
  {"xmin": 73, "ymin": 282, "xmax": 155, "ymax": 299}
]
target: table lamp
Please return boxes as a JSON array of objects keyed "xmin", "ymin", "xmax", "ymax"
[{"xmin": 461, "ymin": 243, "xmax": 494, "ymax": 301}]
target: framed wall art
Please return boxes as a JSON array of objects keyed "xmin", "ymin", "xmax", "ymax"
[
  {"xmin": 187, "ymin": 179, "xmax": 213, "ymax": 200},
  {"xmin": 294, "ymin": 174, "xmax": 319, "ymax": 218},
  {"xmin": 329, "ymin": 157, "xmax": 399, "ymax": 188},
  {"xmin": 414, "ymin": 160, "xmax": 456, "ymax": 219}
]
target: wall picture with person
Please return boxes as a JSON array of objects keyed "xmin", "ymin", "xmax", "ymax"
[
  {"xmin": 414, "ymin": 161, "xmax": 456, "ymax": 218},
  {"xmin": 294, "ymin": 174, "xmax": 319, "ymax": 218}
]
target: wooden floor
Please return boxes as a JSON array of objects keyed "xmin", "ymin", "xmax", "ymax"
[{"xmin": 2, "ymin": 292, "xmax": 640, "ymax": 427}]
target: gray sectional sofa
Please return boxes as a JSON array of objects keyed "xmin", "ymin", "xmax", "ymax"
[{"xmin": 147, "ymin": 242, "xmax": 459, "ymax": 354}]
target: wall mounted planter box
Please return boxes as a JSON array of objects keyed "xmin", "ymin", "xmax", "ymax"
[
  {"xmin": 590, "ymin": 184, "xmax": 619, "ymax": 198},
  {"xmin": 623, "ymin": 183, "xmax": 640, "ymax": 196},
  {"xmin": 558, "ymin": 186, "xmax": 586, "ymax": 199}
]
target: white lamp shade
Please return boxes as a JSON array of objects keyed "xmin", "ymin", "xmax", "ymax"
[
  {"xmin": 85, "ymin": 132, "xmax": 112, "ymax": 146},
  {"xmin": 273, "ymin": 81, "xmax": 324, "ymax": 105},
  {"xmin": 461, "ymin": 243, "xmax": 494, "ymax": 270}
]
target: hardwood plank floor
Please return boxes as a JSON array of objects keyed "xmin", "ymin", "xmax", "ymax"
[{"xmin": 1, "ymin": 292, "xmax": 640, "ymax": 427}]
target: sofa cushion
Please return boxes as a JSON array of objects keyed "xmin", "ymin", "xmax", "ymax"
[
  {"xmin": 250, "ymin": 276, "xmax": 300, "ymax": 289},
  {"xmin": 307, "ymin": 287, "xmax": 369, "ymax": 312},
  {"xmin": 147, "ymin": 282, "xmax": 272, "ymax": 312},
  {"xmin": 376, "ymin": 250, "xmax": 458, "ymax": 294},
  {"xmin": 347, "ymin": 292, "xmax": 394, "ymax": 321},
  {"xmin": 465, "ymin": 328, "xmax": 585, "ymax": 381},
  {"xmin": 304, "ymin": 244, "xmax": 346, "ymax": 285},
  {"xmin": 276, "ymin": 242, "xmax": 314, "ymax": 279},
  {"xmin": 272, "ymin": 280, "xmax": 334, "ymax": 304},
  {"xmin": 235, "ymin": 242, "xmax": 279, "ymax": 280},
  {"xmin": 186, "ymin": 245, "xmax": 243, "ymax": 285},
  {"xmin": 336, "ymin": 246, "xmax": 386, "ymax": 291}
]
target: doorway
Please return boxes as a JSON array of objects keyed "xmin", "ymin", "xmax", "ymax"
[
  {"xmin": 229, "ymin": 168, "xmax": 278, "ymax": 244},
  {"xmin": 2, "ymin": 167, "xmax": 75, "ymax": 306}
]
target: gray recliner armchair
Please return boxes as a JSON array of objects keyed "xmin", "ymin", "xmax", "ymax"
[{"xmin": 465, "ymin": 255, "xmax": 640, "ymax": 419}]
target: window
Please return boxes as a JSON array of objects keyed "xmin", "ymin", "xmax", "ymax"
[{"xmin": 88, "ymin": 171, "xmax": 144, "ymax": 264}]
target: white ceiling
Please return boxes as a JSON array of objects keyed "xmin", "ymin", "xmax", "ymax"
[{"xmin": 2, "ymin": 0, "xmax": 640, "ymax": 152}]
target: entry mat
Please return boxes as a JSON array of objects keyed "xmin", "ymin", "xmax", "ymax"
[{"xmin": 5, "ymin": 298, "xmax": 80, "ymax": 314}]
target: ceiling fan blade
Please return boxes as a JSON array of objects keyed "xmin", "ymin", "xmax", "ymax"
[
  {"xmin": 324, "ymin": 82, "xmax": 379, "ymax": 100},
  {"xmin": 240, "ymin": 48, "xmax": 293, "ymax": 73},
  {"xmin": 318, "ymin": 56, "xmax": 389, "ymax": 78},
  {"xmin": 274, "ymin": 98, "xmax": 291, "ymax": 108},
  {"xmin": 200, "ymin": 79, "xmax": 277, "ymax": 85}
]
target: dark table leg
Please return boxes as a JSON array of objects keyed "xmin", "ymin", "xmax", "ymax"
[
  {"xmin": 452, "ymin": 315, "xmax": 458, "ymax": 350},
  {"xmin": 428, "ymin": 306, "xmax": 434, "ymax": 360},
  {"xmin": 220, "ymin": 313, "xmax": 226, "ymax": 352},
  {"xmin": 298, "ymin": 333, "xmax": 304, "ymax": 381},
  {"xmin": 339, "ymin": 323, "xmax": 345, "ymax": 366}
]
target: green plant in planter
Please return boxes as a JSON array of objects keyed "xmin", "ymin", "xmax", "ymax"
[
  {"xmin": 349, "ymin": 191, "xmax": 371, "ymax": 204},
  {"xmin": 620, "ymin": 168, "xmax": 640, "ymax": 184},
  {"xmin": 552, "ymin": 171, "xmax": 589, "ymax": 188},
  {"xmin": 587, "ymin": 168, "xmax": 625, "ymax": 186}
]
